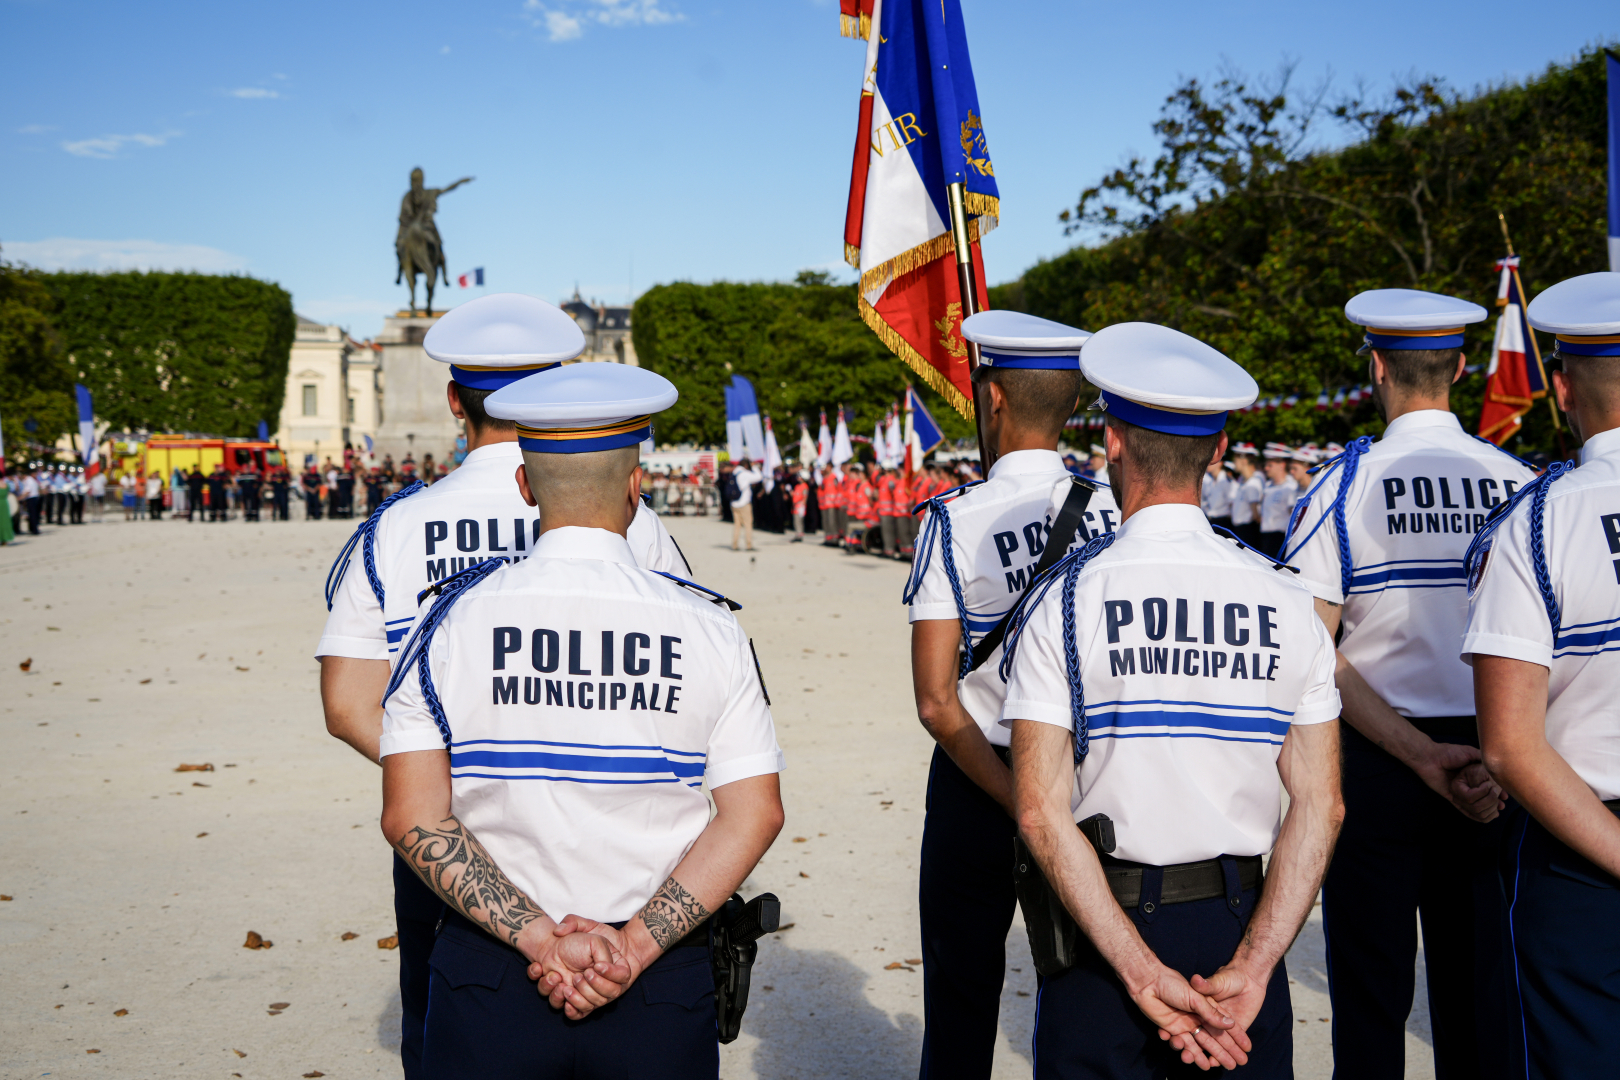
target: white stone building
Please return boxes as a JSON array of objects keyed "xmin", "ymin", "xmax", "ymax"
[{"xmin": 275, "ymin": 315, "xmax": 381, "ymax": 469}]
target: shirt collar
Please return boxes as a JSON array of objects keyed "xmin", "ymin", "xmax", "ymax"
[
  {"xmin": 1579, "ymin": 426, "xmax": 1620, "ymax": 464},
  {"xmin": 533, "ymin": 526, "xmax": 636, "ymax": 565},
  {"xmin": 987, "ymin": 449, "xmax": 1064, "ymax": 480},
  {"xmin": 1382, "ymin": 409, "xmax": 1462, "ymax": 439},
  {"xmin": 461, "ymin": 440, "xmax": 522, "ymax": 466},
  {"xmin": 1116, "ymin": 502, "xmax": 1210, "ymax": 539}
]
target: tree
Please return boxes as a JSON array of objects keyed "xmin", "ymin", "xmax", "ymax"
[{"xmin": 0, "ymin": 259, "xmax": 74, "ymax": 462}]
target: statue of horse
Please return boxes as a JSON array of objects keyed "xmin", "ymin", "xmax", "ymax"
[{"xmin": 395, "ymin": 168, "xmax": 473, "ymax": 316}]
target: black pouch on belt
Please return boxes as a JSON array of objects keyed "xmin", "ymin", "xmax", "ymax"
[{"xmin": 1011, "ymin": 814, "xmax": 1114, "ymax": 976}]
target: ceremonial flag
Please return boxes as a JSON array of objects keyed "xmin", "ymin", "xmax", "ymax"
[
  {"xmin": 257, "ymin": 419, "xmax": 269, "ymax": 441},
  {"xmin": 731, "ymin": 376, "xmax": 766, "ymax": 463},
  {"xmin": 843, "ymin": 0, "xmax": 999, "ymax": 419},
  {"xmin": 799, "ymin": 419, "xmax": 817, "ymax": 466},
  {"xmin": 839, "ymin": 0, "xmax": 875, "ymax": 38},
  {"xmin": 832, "ymin": 407, "xmax": 854, "ymax": 466},
  {"xmin": 904, "ymin": 385, "xmax": 944, "ymax": 473},
  {"xmin": 762, "ymin": 416, "xmax": 781, "ymax": 491},
  {"xmin": 1609, "ymin": 50, "xmax": 1619, "ymax": 271},
  {"xmin": 724, "ymin": 384, "xmax": 743, "ymax": 460},
  {"xmin": 817, "ymin": 409, "xmax": 832, "ymax": 466},
  {"xmin": 457, "ymin": 268, "xmax": 485, "ymax": 288},
  {"xmin": 1480, "ymin": 254, "xmax": 1550, "ymax": 444},
  {"xmin": 75, "ymin": 384, "xmax": 96, "ymax": 469}
]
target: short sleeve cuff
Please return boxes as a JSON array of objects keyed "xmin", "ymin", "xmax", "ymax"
[
  {"xmin": 705, "ymin": 750, "xmax": 784, "ymax": 790},
  {"xmin": 1291, "ymin": 692, "xmax": 1342, "ymax": 727},
  {"xmin": 1292, "ymin": 574, "xmax": 1345, "ymax": 607},
  {"xmin": 379, "ymin": 730, "xmax": 449, "ymax": 758},
  {"xmin": 999, "ymin": 699, "xmax": 1073, "ymax": 728},
  {"xmin": 315, "ymin": 634, "xmax": 390, "ymax": 661},
  {"xmin": 908, "ymin": 603, "xmax": 957, "ymax": 623},
  {"xmin": 1460, "ymin": 632, "xmax": 1553, "ymax": 669}
]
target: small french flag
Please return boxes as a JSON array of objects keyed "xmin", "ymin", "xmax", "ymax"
[{"xmin": 457, "ymin": 268, "xmax": 485, "ymax": 288}]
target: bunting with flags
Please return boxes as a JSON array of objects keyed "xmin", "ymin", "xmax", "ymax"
[
  {"xmin": 1480, "ymin": 254, "xmax": 1549, "ymax": 444},
  {"xmin": 843, "ymin": 0, "xmax": 998, "ymax": 420}
]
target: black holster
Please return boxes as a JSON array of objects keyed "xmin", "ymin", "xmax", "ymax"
[
  {"xmin": 1012, "ymin": 814, "xmax": 1114, "ymax": 977},
  {"xmin": 711, "ymin": 892, "xmax": 780, "ymax": 1044}
]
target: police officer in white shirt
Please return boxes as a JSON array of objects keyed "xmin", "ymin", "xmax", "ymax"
[
  {"xmin": 379, "ymin": 362, "xmax": 784, "ymax": 1078},
  {"xmin": 1229, "ymin": 443, "xmax": 1263, "ymax": 548},
  {"xmin": 1284, "ymin": 288, "xmax": 1531, "ymax": 1079},
  {"xmin": 1464, "ymin": 272, "xmax": 1620, "ymax": 1079},
  {"xmin": 1005, "ymin": 322, "xmax": 1343, "ymax": 1079},
  {"xmin": 1088, "ymin": 443, "xmax": 1110, "ymax": 486},
  {"xmin": 1200, "ymin": 458, "xmax": 1236, "ymax": 531},
  {"xmin": 317, "ymin": 293, "xmax": 690, "ymax": 1078},
  {"xmin": 1256, "ymin": 443, "xmax": 1297, "ymax": 556},
  {"xmin": 904, "ymin": 310, "xmax": 1120, "ymax": 1080}
]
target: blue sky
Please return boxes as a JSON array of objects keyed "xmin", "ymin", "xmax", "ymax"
[{"xmin": 2, "ymin": 0, "xmax": 1612, "ymax": 338}]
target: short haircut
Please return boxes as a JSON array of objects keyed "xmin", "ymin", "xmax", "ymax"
[
  {"xmin": 1563, "ymin": 355, "xmax": 1620, "ymax": 413},
  {"xmin": 1105, "ymin": 413, "xmax": 1222, "ymax": 491},
  {"xmin": 450, "ymin": 382, "xmax": 517, "ymax": 433},
  {"xmin": 1376, "ymin": 347, "xmax": 1460, "ymax": 396},
  {"xmin": 976, "ymin": 366, "xmax": 1085, "ymax": 435},
  {"xmin": 521, "ymin": 445, "xmax": 639, "ymax": 522}
]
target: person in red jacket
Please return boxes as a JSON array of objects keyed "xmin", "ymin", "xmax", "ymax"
[
  {"xmin": 876, "ymin": 466, "xmax": 903, "ymax": 558},
  {"xmin": 819, "ymin": 465, "xmax": 845, "ymax": 545},
  {"xmin": 791, "ymin": 471, "xmax": 809, "ymax": 542}
]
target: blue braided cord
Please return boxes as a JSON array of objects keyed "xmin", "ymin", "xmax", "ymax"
[
  {"xmin": 1280, "ymin": 436, "xmax": 1372, "ymax": 596},
  {"xmin": 1210, "ymin": 523, "xmax": 1293, "ymax": 569},
  {"xmin": 417, "ymin": 645, "xmax": 452, "ymax": 747},
  {"xmin": 323, "ymin": 479, "xmax": 424, "ymax": 611},
  {"xmin": 652, "ymin": 570, "xmax": 740, "ymax": 610},
  {"xmin": 999, "ymin": 531, "xmax": 1118, "ymax": 684},
  {"xmin": 909, "ymin": 479, "xmax": 983, "ymax": 518},
  {"xmin": 902, "ymin": 481, "xmax": 984, "ymax": 606},
  {"xmin": 383, "ymin": 557, "xmax": 505, "ymax": 707},
  {"xmin": 934, "ymin": 504, "xmax": 978, "ymax": 679},
  {"xmin": 1527, "ymin": 464, "xmax": 1570, "ymax": 631},
  {"xmin": 1060, "ymin": 559, "xmax": 1088, "ymax": 763},
  {"xmin": 1462, "ymin": 461, "xmax": 1574, "ymax": 595}
]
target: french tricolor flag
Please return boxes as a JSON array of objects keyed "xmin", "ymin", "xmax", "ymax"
[
  {"xmin": 843, "ymin": 0, "xmax": 998, "ymax": 420},
  {"xmin": 457, "ymin": 268, "xmax": 485, "ymax": 289}
]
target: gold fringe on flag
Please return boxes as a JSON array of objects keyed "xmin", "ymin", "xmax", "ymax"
[
  {"xmin": 844, "ymin": 241, "xmax": 861, "ymax": 270},
  {"xmin": 858, "ymin": 216, "xmax": 985, "ymax": 299},
  {"xmin": 963, "ymin": 191, "xmax": 1000, "ymax": 230},
  {"xmin": 1479, "ymin": 390, "xmax": 1533, "ymax": 441},
  {"xmin": 857, "ymin": 293, "xmax": 974, "ymax": 421},
  {"xmin": 839, "ymin": 12, "xmax": 872, "ymax": 38}
]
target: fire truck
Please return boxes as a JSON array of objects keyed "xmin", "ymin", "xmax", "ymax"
[{"xmin": 141, "ymin": 435, "xmax": 287, "ymax": 481}]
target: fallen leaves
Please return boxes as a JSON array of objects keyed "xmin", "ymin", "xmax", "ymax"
[
  {"xmin": 906, "ymin": 958, "xmax": 922, "ymax": 965},
  {"xmin": 196, "ymin": 832, "xmax": 209, "ymax": 838},
  {"xmin": 233, "ymin": 1049, "xmax": 247, "ymax": 1058},
  {"xmin": 377, "ymin": 935, "xmax": 399, "ymax": 950},
  {"xmin": 18, "ymin": 658, "xmax": 31, "ymax": 672},
  {"xmin": 192, "ymin": 781, "xmax": 210, "ymax": 788},
  {"xmin": 139, "ymin": 678, "xmax": 151, "ymax": 685},
  {"xmin": 791, "ymin": 836, "xmax": 808, "ymax": 843},
  {"xmin": 304, "ymin": 1071, "xmax": 325, "ymax": 1077},
  {"xmin": 270, "ymin": 1002, "xmax": 290, "ymax": 1011},
  {"xmin": 883, "ymin": 961, "xmax": 915, "ymax": 972},
  {"xmin": 799, "ymin": 872, "xmax": 810, "ymax": 879},
  {"xmin": 0, "ymin": 895, "xmax": 11, "ymax": 902},
  {"xmin": 236, "ymin": 666, "xmax": 250, "ymax": 672},
  {"xmin": 46, "ymin": 626, "xmax": 60, "ymax": 631},
  {"xmin": 340, "ymin": 932, "xmax": 358, "ymax": 941},
  {"xmin": 175, "ymin": 763, "xmax": 214, "ymax": 773},
  {"xmin": 242, "ymin": 931, "xmax": 273, "ymax": 950},
  {"xmin": 86, "ymin": 1048, "xmax": 100, "ymax": 1054},
  {"xmin": 775, "ymin": 922, "xmax": 795, "ymax": 932},
  {"xmin": 1016, "ymin": 990, "xmax": 1030, "ymax": 997}
]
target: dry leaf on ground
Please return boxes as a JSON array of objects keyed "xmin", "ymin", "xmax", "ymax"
[
  {"xmin": 233, "ymin": 1050, "xmax": 247, "ymax": 1058},
  {"xmin": 0, "ymin": 895, "xmax": 11, "ymax": 901},
  {"xmin": 799, "ymin": 872, "xmax": 810, "ymax": 878},
  {"xmin": 792, "ymin": 837, "xmax": 808, "ymax": 843},
  {"xmin": 176, "ymin": 763, "xmax": 214, "ymax": 773},
  {"xmin": 86, "ymin": 1048, "xmax": 99, "ymax": 1054},
  {"xmin": 196, "ymin": 832, "xmax": 208, "ymax": 838},
  {"xmin": 378, "ymin": 935, "xmax": 399, "ymax": 950},
  {"xmin": 884, "ymin": 961, "xmax": 914, "ymax": 971},
  {"xmin": 340, "ymin": 932, "xmax": 358, "ymax": 941},
  {"xmin": 270, "ymin": 1002, "xmax": 290, "ymax": 1009},
  {"xmin": 242, "ymin": 931, "xmax": 272, "ymax": 950},
  {"xmin": 304, "ymin": 1072, "xmax": 325, "ymax": 1078},
  {"xmin": 113, "ymin": 1009, "xmax": 128, "ymax": 1016},
  {"xmin": 18, "ymin": 658, "xmax": 31, "ymax": 672}
]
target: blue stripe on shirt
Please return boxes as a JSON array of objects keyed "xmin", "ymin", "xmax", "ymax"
[
  {"xmin": 1088, "ymin": 708, "xmax": 1290, "ymax": 737},
  {"xmin": 450, "ymin": 748, "xmax": 704, "ymax": 779}
]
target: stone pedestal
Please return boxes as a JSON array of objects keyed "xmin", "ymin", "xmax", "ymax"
[{"xmin": 373, "ymin": 311, "xmax": 463, "ymax": 467}]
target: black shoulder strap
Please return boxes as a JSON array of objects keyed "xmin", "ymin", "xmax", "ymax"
[{"xmin": 968, "ymin": 478, "xmax": 1096, "ymax": 672}]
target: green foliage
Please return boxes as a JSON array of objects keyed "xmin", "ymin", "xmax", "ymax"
[
  {"xmin": 633, "ymin": 270, "xmax": 975, "ymax": 448},
  {"xmin": 0, "ymin": 261, "xmax": 75, "ymax": 461},
  {"xmin": 1006, "ymin": 45, "xmax": 1613, "ymax": 453},
  {"xmin": 42, "ymin": 271, "xmax": 295, "ymax": 436}
]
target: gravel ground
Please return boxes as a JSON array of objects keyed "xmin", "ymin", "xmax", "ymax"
[{"xmin": 0, "ymin": 509, "xmax": 1434, "ymax": 1079}]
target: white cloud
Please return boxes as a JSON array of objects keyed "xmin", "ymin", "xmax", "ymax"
[
  {"xmin": 230, "ymin": 87, "xmax": 280, "ymax": 99},
  {"xmin": 523, "ymin": 0, "xmax": 681, "ymax": 42},
  {"xmin": 2, "ymin": 238, "xmax": 250, "ymax": 274},
  {"xmin": 61, "ymin": 130, "xmax": 181, "ymax": 159},
  {"xmin": 18, "ymin": 124, "xmax": 57, "ymax": 135}
]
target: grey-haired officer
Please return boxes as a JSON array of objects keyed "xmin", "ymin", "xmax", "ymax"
[
  {"xmin": 903, "ymin": 311, "xmax": 1119, "ymax": 1080},
  {"xmin": 380, "ymin": 362, "xmax": 783, "ymax": 1078},
  {"xmin": 1286, "ymin": 288, "xmax": 1532, "ymax": 1079},
  {"xmin": 316, "ymin": 292, "xmax": 690, "ymax": 1078},
  {"xmin": 1005, "ymin": 322, "xmax": 1343, "ymax": 1079},
  {"xmin": 1464, "ymin": 271, "xmax": 1620, "ymax": 1080}
]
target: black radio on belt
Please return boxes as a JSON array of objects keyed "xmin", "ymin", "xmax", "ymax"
[{"xmin": 711, "ymin": 891, "xmax": 780, "ymax": 1043}]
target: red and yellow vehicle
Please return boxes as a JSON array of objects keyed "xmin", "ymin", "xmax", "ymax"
[{"xmin": 141, "ymin": 435, "xmax": 287, "ymax": 482}]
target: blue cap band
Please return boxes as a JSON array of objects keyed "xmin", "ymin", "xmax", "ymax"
[
  {"xmin": 1100, "ymin": 390, "xmax": 1227, "ymax": 437},
  {"xmin": 1361, "ymin": 331, "xmax": 1465, "ymax": 352},
  {"xmin": 1554, "ymin": 336, "xmax": 1620, "ymax": 357},
  {"xmin": 449, "ymin": 362, "xmax": 562, "ymax": 390},
  {"xmin": 978, "ymin": 348, "xmax": 1080, "ymax": 370},
  {"xmin": 516, "ymin": 419, "xmax": 652, "ymax": 454}
]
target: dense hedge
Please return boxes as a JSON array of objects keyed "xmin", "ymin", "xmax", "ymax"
[
  {"xmin": 997, "ymin": 45, "xmax": 1613, "ymax": 454},
  {"xmin": 42, "ymin": 271, "xmax": 294, "ymax": 437},
  {"xmin": 0, "ymin": 263, "xmax": 75, "ymax": 461},
  {"xmin": 633, "ymin": 271, "xmax": 974, "ymax": 447}
]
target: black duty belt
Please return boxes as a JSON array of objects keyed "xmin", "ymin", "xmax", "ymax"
[{"xmin": 1100, "ymin": 854, "xmax": 1263, "ymax": 909}]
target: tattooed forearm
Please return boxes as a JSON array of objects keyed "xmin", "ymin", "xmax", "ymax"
[
  {"xmin": 634, "ymin": 876, "xmax": 710, "ymax": 952},
  {"xmin": 393, "ymin": 816, "xmax": 547, "ymax": 948}
]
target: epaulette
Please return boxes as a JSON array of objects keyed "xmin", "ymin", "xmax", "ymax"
[
  {"xmin": 1470, "ymin": 434, "xmax": 1538, "ymax": 470},
  {"xmin": 417, "ymin": 556, "xmax": 511, "ymax": 605},
  {"xmin": 1212, "ymin": 524, "xmax": 1300, "ymax": 575},
  {"xmin": 323, "ymin": 479, "xmax": 425, "ymax": 610},
  {"xmin": 653, "ymin": 570, "xmax": 742, "ymax": 611}
]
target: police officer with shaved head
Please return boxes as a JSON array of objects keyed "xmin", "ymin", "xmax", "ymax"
[
  {"xmin": 316, "ymin": 293, "xmax": 691, "ymax": 1077},
  {"xmin": 1004, "ymin": 322, "xmax": 1344, "ymax": 1078},
  {"xmin": 379, "ymin": 362, "xmax": 784, "ymax": 1078}
]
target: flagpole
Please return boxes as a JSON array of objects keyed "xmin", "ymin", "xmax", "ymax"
[
  {"xmin": 1499, "ymin": 212, "xmax": 1563, "ymax": 443},
  {"xmin": 947, "ymin": 182, "xmax": 992, "ymax": 476}
]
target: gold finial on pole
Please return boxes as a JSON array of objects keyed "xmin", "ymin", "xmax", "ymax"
[{"xmin": 1497, "ymin": 211, "xmax": 1515, "ymax": 258}]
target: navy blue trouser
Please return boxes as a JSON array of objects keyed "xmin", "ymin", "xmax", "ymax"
[
  {"xmin": 919, "ymin": 744, "xmax": 1018, "ymax": 1080},
  {"xmin": 395, "ymin": 853, "xmax": 444, "ymax": 1080},
  {"xmin": 1501, "ymin": 807, "xmax": 1620, "ymax": 1080},
  {"xmin": 421, "ymin": 911, "xmax": 719, "ymax": 1080},
  {"xmin": 1033, "ymin": 872, "xmax": 1292, "ymax": 1079},
  {"xmin": 1321, "ymin": 721, "xmax": 1512, "ymax": 1080}
]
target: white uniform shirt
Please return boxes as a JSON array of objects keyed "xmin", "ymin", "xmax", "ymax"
[
  {"xmin": 1259, "ymin": 477, "xmax": 1299, "ymax": 534},
  {"xmin": 731, "ymin": 468, "xmax": 762, "ymax": 507},
  {"xmin": 1288, "ymin": 410, "xmax": 1536, "ymax": 717},
  {"xmin": 1001, "ymin": 504, "xmax": 1340, "ymax": 865},
  {"xmin": 1201, "ymin": 472, "xmax": 1237, "ymax": 519},
  {"xmin": 381, "ymin": 527, "xmax": 784, "ymax": 922},
  {"xmin": 907, "ymin": 449, "xmax": 1121, "ymax": 747},
  {"xmin": 1231, "ymin": 473, "xmax": 1263, "ymax": 526},
  {"xmin": 1463, "ymin": 427, "xmax": 1620, "ymax": 800},
  {"xmin": 20, "ymin": 475, "xmax": 40, "ymax": 499},
  {"xmin": 317, "ymin": 441, "xmax": 689, "ymax": 662}
]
